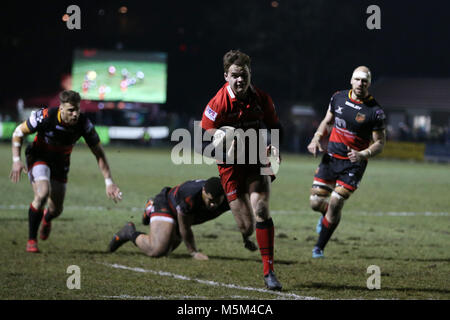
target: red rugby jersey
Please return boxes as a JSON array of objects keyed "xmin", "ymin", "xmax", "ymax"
[{"xmin": 201, "ymin": 83, "xmax": 280, "ymax": 131}]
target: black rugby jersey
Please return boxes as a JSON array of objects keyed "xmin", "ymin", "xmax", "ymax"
[
  {"xmin": 327, "ymin": 90, "xmax": 385, "ymax": 159},
  {"xmin": 25, "ymin": 107, "xmax": 100, "ymax": 157},
  {"xmin": 167, "ymin": 179, "xmax": 230, "ymax": 225}
]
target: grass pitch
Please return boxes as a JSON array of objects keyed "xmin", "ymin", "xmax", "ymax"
[{"xmin": 0, "ymin": 143, "xmax": 449, "ymax": 300}]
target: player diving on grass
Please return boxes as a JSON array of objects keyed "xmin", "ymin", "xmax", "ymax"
[
  {"xmin": 9, "ymin": 90, "xmax": 122, "ymax": 253},
  {"xmin": 108, "ymin": 177, "xmax": 232, "ymax": 261},
  {"xmin": 307, "ymin": 66, "xmax": 386, "ymax": 258}
]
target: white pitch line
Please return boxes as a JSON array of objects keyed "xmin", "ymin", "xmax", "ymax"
[
  {"xmin": 104, "ymin": 263, "xmax": 319, "ymax": 300},
  {"xmin": 0, "ymin": 204, "xmax": 448, "ymax": 216},
  {"xmin": 101, "ymin": 294, "xmax": 254, "ymax": 300},
  {"xmin": 101, "ymin": 294, "xmax": 209, "ymax": 300}
]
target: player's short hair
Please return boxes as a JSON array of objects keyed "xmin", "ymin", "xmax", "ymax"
[
  {"xmin": 223, "ymin": 49, "xmax": 251, "ymax": 73},
  {"xmin": 204, "ymin": 177, "xmax": 225, "ymax": 198},
  {"xmin": 59, "ymin": 90, "xmax": 81, "ymax": 106}
]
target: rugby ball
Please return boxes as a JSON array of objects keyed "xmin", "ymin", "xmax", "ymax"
[{"xmin": 212, "ymin": 126, "xmax": 245, "ymax": 161}]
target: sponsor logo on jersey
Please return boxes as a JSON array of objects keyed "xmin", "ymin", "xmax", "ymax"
[
  {"xmin": 56, "ymin": 125, "xmax": 67, "ymax": 131},
  {"xmin": 335, "ymin": 106, "xmax": 343, "ymax": 114},
  {"xmin": 355, "ymin": 113, "xmax": 366, "ymax": 123},
  {"xmin": 345, "ymin": 100, "xmax": 362, "ymax": 110},
  {"xmin": 205, "ymin": 105, "xmax": 218, "ymax": 121}
]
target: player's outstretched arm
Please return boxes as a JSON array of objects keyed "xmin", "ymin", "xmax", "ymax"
[
  {"xmin": 9, "ymin": 122, "xmax": 30, "ymax": 183},
  {"xmin": 89, "ymin": 143, "xmax": 122, "ymax": 203},
  {"xmin": 177, "ymin": 211, "xmax": 208, "ymax": 260},
  {"xmin": 307, "ymin": 109, "xmax": 334, "ymax": 157}
]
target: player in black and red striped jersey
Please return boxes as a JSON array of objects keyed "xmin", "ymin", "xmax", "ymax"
[
  {"xmin": 307, "ymin": 66, "xmax": 386, "ymax": 258},
  {"xmin": 108, "ymin": 177, "xmax": 232, "ymax": 261},
  {"xmin": 9, "ymin": 90, "xmax": 122, "ymax": 253}
]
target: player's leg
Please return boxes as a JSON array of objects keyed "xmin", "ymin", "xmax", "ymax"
[
  {"xmin": 109, "ymin": 188, "xmax": 177, "ymax": 256},
  {"xmin": 108, "ymin": 217, "xmax": 177, "ymax": 257},
  {"xmin": 27, "ymin": 163, "xmax": 51, "ymax": 252},
  {"xmin": 137, "ymin": 188, "xmax": 178, "ymax": 256},
  {"xmin": 40, "ymin": 180, "xmax": 66, "ymax": 240},
  {"xmin": 310, "ymin": 180, "xmax": 333, "ymax": 234},
  {"xmin": 228, "ymin": 196, "xmax": 255, "ymax": 240},
  {"xmin": 310, "ymin": 181, "xmax": 333, "ymax": 215},
  {"xmin": 219, "ymin": 166, "xmax": 256, "ymax": 246},
  {"xmin": 248, "ymin": 175, "xmax": 282, "ymax": 290},
  {"xmin": 312, "ymin": 158, "xmax": 366, "ymax": 258},
  {"xmin": 135, "ymin": 217, "xmax": 178, "ymax": 257},
  {"xmin": 310, "ymin": 154, "xmax": 335, "ymax": 235},
  {"xmin": 313, "ymin": 186, "xmax": 352, "ymax": 258}
]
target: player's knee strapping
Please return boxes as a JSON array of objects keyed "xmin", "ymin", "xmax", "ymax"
[{"xmin": 310, "ymin": 186, "xmax": 331, "ymax": 214}]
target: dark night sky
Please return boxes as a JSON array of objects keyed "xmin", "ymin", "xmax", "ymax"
[{"xmin": 1, "ymin": 0, "xmax": 449, "ymax": 117}]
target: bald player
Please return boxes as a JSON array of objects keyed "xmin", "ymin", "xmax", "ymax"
[{"xmin": 306, "ymin": 66, "xmax": 386, "ymax": 258}]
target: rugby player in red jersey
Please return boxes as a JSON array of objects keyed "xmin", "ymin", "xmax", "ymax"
[
  {"xmin": 307, "ymin": 66, "xmax": 386, "ymax": 258},
  {"xmin": 199, "ymin": 50, "xmax": 283, "ymax": 290},
  {"xmin": 9, "ymin": 90, "xmax": 122, "ymax": 253},
  {"xmin": 108, "ymin": 177, "xmax": 230, "ymax": 260}
]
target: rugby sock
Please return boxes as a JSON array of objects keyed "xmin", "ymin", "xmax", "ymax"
[
  {"xmin": 256, "ymin": 218, "xmax": 275, "ymax": 276},
  {"xmin": 315, "ymin": 216, "xmax": 339, "ymax": 250},
  {"xmin": 130, "ymin": 231, "xmax": 145, "ymax": 245},
  {"xmin": 28, "ymin": 204, "xmax": 44, "ymax": 240}
]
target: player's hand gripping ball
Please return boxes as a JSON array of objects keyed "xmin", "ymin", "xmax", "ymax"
[{"xmin": 212, "ymin": 126, "xmax": 245, "ymax": 162}]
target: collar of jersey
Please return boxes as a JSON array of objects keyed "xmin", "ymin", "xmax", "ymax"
[
  {"xmin": 57, "ymin": 109, "xmax": 70, "ymax": 127},
  {"xmin": 348, "ymin": 89, "xmax": 373, "ymax": 104},
  {"xmin": 226, "ymin": 83, "xmax": 256, "ymax": 106}
]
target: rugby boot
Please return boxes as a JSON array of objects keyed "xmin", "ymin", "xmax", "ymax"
[
  {"xmin": 142, "ymin": 198, "xmax": 154, "ymax": 225},
  {"xmin": 108, "ymin": 222, "xmax": 136, "ymax": 252},
  {"xmin": 26, "ymin": 239, "xmax": 40, "ymax": 253},
  {"xmin": 40, "ymin": 209, "xmax": 52, "ymax": 240},
  {"xmin": 312, "ymin": 246, "xmax": 324, "ymax": 258},
  {"xmin": 264, "ymin": 270, "xmax": 282, "ymax": 291}
]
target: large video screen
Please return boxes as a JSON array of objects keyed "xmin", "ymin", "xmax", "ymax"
[{"xmin": 72, "ymin": 49, "xmax": 167, "ymax": 103}]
